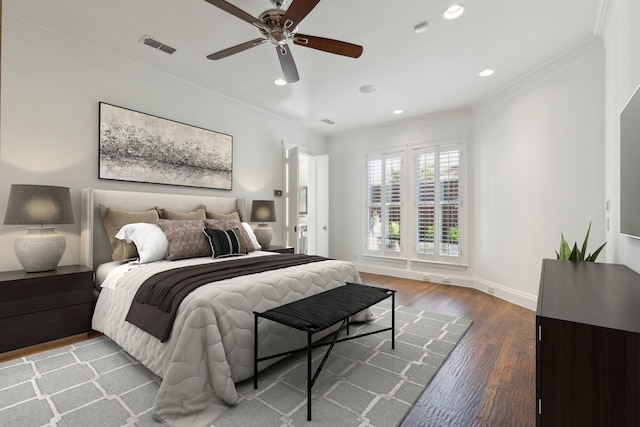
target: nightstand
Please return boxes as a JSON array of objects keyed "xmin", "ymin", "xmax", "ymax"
[
  {"xmin": 0, "ymin": 265, "xmax": 94, "ymax": 353},
  {"xmin": 262, "ymin": 245, "xmax": 295, "ymax": 254}
]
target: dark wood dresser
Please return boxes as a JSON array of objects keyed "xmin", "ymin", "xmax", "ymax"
[
  {"xmin": 536, "ymin": 259, "xmax": 640, "ymax": 426},
  {"xmin": 0, "ymin": 265, "xmax": 94, "ymax": 353}
]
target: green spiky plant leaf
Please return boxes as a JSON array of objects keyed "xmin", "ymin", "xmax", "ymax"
[{"xmin": 556, "ymin": 222, "xmax": 606, "ymax": 263}]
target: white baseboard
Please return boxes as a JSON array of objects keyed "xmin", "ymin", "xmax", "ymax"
[
  {"xmin": 472, "ymin": 278, "xmax": 538, "ymax": 311},
  {"xmin": 356, "ymin": 263, "xmax": 538, "ymax": 311}
]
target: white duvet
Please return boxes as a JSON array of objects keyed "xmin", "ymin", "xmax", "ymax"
[{"xmin": 91, "ymin": 252, "xmax": 364, "ymax": 426}]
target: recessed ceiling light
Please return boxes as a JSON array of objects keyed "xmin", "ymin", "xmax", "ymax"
[
  {"xmin": 360, "ymin": 85, "xmax": 377, "ymax": 94},
  {"xmin": 274, "ymin": 78, "xmax": 287, "ymax": 86},
  {"xmin": 443, "ymin": 4, "xmax": 464, "ymax": 20},
  {"xmin": 479, "ymin": 69, "xmax": 494, "ymax": 77},
  {"xmin": 393, "ymin": 110, "xmax": 404, "ymax": 115},
  {"xmin": 414, "ymin": 22, "xmax": 429, "ymax": 33}
]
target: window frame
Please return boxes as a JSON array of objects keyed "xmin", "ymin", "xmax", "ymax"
[
  {"xmin": 363, "ymin": 142, "xmax": 466, "ymax": 266},
  {"xmin": 363, "ymin": 152, "xmax": 405, "ymax": 258},
  {"xmin": 410, "ymin": 143, "xmax": 465, "ymax": 264}
]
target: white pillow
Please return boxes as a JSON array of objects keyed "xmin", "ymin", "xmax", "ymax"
[
  {"xmin": 115, "ymin": 223, "xmax": 169, "ymax": 263},
  {"xmin": 242, "ymin": 222, "xmax": 261, "ymax": 250}
]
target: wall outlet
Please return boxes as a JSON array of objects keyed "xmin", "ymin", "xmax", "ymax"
[
  {"xmin": 423, "ymin": 275, "xmax": 431, "ymax": 282},
  {"xmin": 487, "ymin": 286, "xmax": 495, "ymax": 295},
  {"xmin": 442, "ymin": 276, "xmax": 451, "ymax": 284}
]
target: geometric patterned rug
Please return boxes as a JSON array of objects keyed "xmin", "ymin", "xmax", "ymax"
[{"xmin": 0, "ymin": 301, "xmax": 471, "ymax": 426}]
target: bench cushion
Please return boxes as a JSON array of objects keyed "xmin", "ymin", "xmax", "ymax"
[{"xmin": 257, "ymin": 283, "xmax": 392, "ymax": 332}]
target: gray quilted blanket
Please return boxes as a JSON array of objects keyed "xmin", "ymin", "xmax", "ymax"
[{"xmin": 91, "ymin": 253, "xmax": 366, "ymax": 426}]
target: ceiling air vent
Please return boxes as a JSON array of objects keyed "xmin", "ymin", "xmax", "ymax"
[
  {"xmin": 321, "ymin": 119, "xmax": 335, "ymax": 125},
  {"xmin": 141, "ymin": 35, "xmax": 176, "ymax": 55}
]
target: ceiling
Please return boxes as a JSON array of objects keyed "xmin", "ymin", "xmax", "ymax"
[{"xmin": 4, "ymin": 0, "xmax": 602, "ymax": 134}]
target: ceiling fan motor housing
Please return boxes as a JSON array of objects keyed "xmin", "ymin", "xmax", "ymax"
[{"xmin": 259, "ymin": 9, "xmax": 297, "ymax": 44}]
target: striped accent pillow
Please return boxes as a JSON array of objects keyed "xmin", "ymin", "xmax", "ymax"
[{"xmin": 203, "ymin": 227, "xmax": 247, "ymax": 258}]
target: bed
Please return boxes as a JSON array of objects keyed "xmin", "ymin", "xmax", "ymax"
[{"xmin": 80, "ymin": 188, "xmax": 366, "ymax": 427}]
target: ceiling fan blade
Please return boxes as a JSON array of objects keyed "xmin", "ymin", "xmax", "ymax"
[
  {"xmin": 203, "ymin": 0, "xmax": 269, "ymax": 31},
  {"xmin": 207, "ymin": 38, "xmax": 267, "ymax": 60},
  {"xmin": 293, "ymin": 34, "xmax": 363, "ymax": 58},
  {"xmin": 282, "ymin": 0, "xmax": 321, "ymax": 29},
  {"xmin": 276, "ymin": 45, "xmax": 300, "ymax": 83}
]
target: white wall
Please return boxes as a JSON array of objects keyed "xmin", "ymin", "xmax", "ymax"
[
  {"xmin": 0, "ymin": 17, "xmax": 326, "ymax": 272},
  {"xmin": 329, "ymin": 37, "xmax": 606, "ymax": 310},
  {"xmin": 600, "ymin": 0, "xmax": 640, "ymax": 272},
  {"xmin": 473, "ymin": 38, "xmax": 605, "ymax": 305}
]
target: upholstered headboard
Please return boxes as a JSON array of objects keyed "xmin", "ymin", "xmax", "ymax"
[{"xmin": 80, "ymin": 188, "xmax": 245, "ymax": 269}]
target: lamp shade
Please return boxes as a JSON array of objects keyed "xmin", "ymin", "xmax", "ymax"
[
  {"xmin": 250, "ymin": 200, "xmax": 276, "ymax": 223},
  {"xmin": 4, "ymin": 184, "xmax": 75, "ymax": 225}
]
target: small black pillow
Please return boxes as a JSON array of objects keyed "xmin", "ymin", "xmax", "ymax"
[{"xmin": 203, "ymin": 227, "xmax": 248, "ymax": 258}]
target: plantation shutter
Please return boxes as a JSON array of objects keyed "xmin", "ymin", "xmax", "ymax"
[
  {"xmin": 366, "ymin": 159, "xmax": 382, "ymax": 251},
  {"xmin": 365, "ymin": 153, "xmax": 402, "ymax": 255},
  {"xmin": 439, "ymin": 148, "xmax": 460, "ymax": 257},
  {"xmin": 385, "ymin": 157, "xmax": 402, "ymax": 252},
  {"xmin": 416, "ymin": 150, "xmax": 436, "ymax": 255}
]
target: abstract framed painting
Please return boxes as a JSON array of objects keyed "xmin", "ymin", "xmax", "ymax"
[{"xmin": 99, "ymin": 102, "xmax": 233, "ymax": 190}]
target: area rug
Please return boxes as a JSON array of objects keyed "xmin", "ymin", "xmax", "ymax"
[{"xmin": 0, "ymin": 301, "xmax": 471, "ymax": 427}]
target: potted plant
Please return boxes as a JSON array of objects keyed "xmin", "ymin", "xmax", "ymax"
[{"xmin": 556, "ymin": 222, "xmax": 606, "ymax": 262}]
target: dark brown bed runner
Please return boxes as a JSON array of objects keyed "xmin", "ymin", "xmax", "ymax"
[{"xmin": 125, "ymin": 254, "xmax": 328, "ymax": 342}]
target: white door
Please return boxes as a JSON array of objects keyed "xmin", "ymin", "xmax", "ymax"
[
  {"xmin": 284, "ymin": 148, "xmax": 329, "ymax": 256},
  {"xmin": 285, "ymin": 147, "xmax": 299, "ymax": 251},
  {"xmin": 313, "ymin": 155, "xmax": 329, "ymax": 257}
]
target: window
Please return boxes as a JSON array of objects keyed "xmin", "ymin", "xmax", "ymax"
[
  {"xmin": 415, "ymin": 145, "xmax": 462, "ymax": 261},
  {"xmin": 365, "ymin": 153, "xmax": 403, "ymax": 256},
  {"xmin": 365, "ymin": 143, "xmax": 464, "ymax": 264}
]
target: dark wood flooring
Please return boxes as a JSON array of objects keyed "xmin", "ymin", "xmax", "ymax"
[{"xmin": 360, "ymin": 272, "xmax": 536, "ymax": 427}]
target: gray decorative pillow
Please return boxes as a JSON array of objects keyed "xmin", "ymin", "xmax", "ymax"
[
  {"xmin": 157, "ymin": 219, "xmax": 212, "ymax": 260},
  {"xmin": 156, "ymin": 204, "xmax": 206, "ymax": 220},
  {"xmin": 203, "ymin": 219, "xmax": 256, "ymax": 252},
  {"xmin": 203, "ymin": 227, "xmax": 247, "ymax": 258},
  {"xmin": 99, "ymin": 204, "xmax": 159, "ymax": 262},
  {"xmin": 206, "ymin": 209, "xmax": 241, "ymax": 221}
]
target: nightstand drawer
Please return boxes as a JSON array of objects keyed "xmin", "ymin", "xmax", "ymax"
[
  {"xmin": 0, "ymin": 303, "xmax": 94, "ymax": 352},
  {"xmin": 0, "ymin": 269, "xmax": 94, "ymax": 319},
  {"xmin": 0, "ymin": 265, "xmax": 95, "ymax": 353}
]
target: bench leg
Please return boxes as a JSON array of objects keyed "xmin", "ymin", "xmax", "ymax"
[
  {"xmin": 307, "ymin": 331, "xmax": 312, "ymax": 421},
  {"xmin": 392, "ymin": 291, "xmax": 395, "ymax": 350},
  {"xmin": 254, "ymin": 313, "xmax": 259, "ymax": 389}
]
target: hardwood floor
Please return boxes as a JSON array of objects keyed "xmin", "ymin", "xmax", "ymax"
[{"xmin": 360, "ymin": 272, "xmax": 536, "ymax": 427}]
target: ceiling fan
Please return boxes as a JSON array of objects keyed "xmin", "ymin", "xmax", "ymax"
[{"xmin": 204, "ymin": 0, "xmax": 363, "ymax": 83}]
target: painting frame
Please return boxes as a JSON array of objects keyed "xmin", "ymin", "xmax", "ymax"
[
  {"xmin": 99, "ymin": 102, "xmax": 233, "ymax": 190},
  {"xmin": 299, "ymin": 186, "xmax": 308, "ymax": 215}
]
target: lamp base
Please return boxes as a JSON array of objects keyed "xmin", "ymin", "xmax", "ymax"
[
  {"xmin": 253, "ymin": 224, "xmax": 273, "ymax": 249},
  {"xmin": 14, "ymin": 227, "xmax": 66, "ymax": 273}
]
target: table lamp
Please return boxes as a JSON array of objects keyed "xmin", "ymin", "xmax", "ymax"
[
  {"xmin": 4, "ymin": 184, "xmax": 75, "ymax": 272},
  {"xmin": 250, "ymin": 200, "xmax": 276, "ymax": 249}
]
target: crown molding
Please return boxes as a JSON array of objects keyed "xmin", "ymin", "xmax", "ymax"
[
  {"xmin": 3, "ymin": 14, "xmax": 321, "ymax": 139},
  {"xmin": 594, "ymin": 0, "xmax": 617, "ymax": 39},
  {"xmin": 473, "ymin": 35, "xmax": 604, "ymax": 112}
]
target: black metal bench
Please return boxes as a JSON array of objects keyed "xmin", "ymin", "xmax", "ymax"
[{"xmin": 253, "ymin": 282, "xmax": 396, "ymax": 421}]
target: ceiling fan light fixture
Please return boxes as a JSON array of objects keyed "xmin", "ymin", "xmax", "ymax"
[
  {"xmin": 443, "ymin": 4, "xmax": 465, "ymax": 20},
  {"xmin": 360, "ymin": 85, "xmax": 377, "ymax": 94}
]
